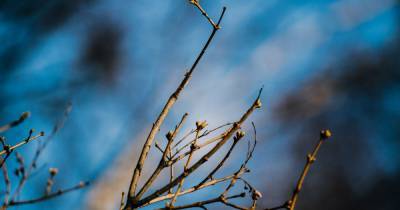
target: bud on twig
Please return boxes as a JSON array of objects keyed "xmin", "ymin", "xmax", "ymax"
[
  {"xmin": 320, "ymin": 129, "xmax": 332, "ymax": 140},
  {"xmin": 166, "ymin": 131, "xmax": 174, "ymax": 141},
  {"xmin": 255, "ymin": 99, "xmax": 262, "ymax": 109},
  {"xmin": 234, "ymin": 130, "xmax": 245, "ymax": 141},
  {"xmin": 49, "ymin": 168, "xmax": 59, "ymax": 176},
  {"xmin": 251, "ymin": 189, "xmax": 262, "ymax": 200},
  {"xmin": 195, "ymin": 120, "xmax": 208, "ymax": 131},
  {"xmin": 0, "ymin": 136, "xmax": 5, "ymax": 144},
  {"xmin": 79, "ymin": 181, "xmax": 88, "ymax": 187},
  {"xmin": 19, "ymin": 112, "xmax": 31, "ymax": 121}
]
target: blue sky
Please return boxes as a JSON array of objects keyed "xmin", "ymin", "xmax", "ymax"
[{"xmin": 1, "ymin": 0, "xmax": 399, "ymax": 209}]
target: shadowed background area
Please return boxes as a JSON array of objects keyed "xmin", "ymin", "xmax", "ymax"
[{"xmin": 0, "ymin": 0, "xmax": 399, "ymax": 210}]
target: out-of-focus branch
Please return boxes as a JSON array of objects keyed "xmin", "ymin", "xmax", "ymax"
[
  {"xmin": 142, "ymin": 172, "xmax": 242, "ymax": 207},
  {"xmin": 119, "ymin": 192, "xmax": 125, "ymax": 210},
  {"xmin": 8, "ymin": 181, "xmax": 89, "ymax": 207},
  {"xmin": 0, "ymin": 104, "xmax": 88, "ymax": 209},
  {"xmin": 0, "ymin": 112, "xmax": 30, "ymax": 134},
  {"xmin": 0, "ymin": 131, "xmax": 44, "ymax": 156},
  {"xmin": 195, "ymin": 130, "xmax": 245, "ymax": 188},
  {"xmin": 189, "ymin": 0, "xmax": 220, "ymax": 29},
  {"xmin": 1, "ymin": 157, "xmax": 11, "ymax": 209},
  {"xmin": 10, "ymin": 103, "xmax": 72, "ymax": 203}
]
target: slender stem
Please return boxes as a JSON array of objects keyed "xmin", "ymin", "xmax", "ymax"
[
  {"xmin": 135, "ymin": 113, "xmax": 188, "ymax": 200},
  {"xmin": 169, "ymin": 130, "xmax": 200, "ymax": 206},
  {"xmin": 171, "ymin": 123, "xmax": 232, "ymax": 159},
  {"xmin": 8, "ymin": 182, "xmax": 89, "ymax": 206},
  {"xmin": 264, "ymin": 131, "xmax": 331, "ymax": 210},
  {"xmin": 1, "ymin": 157, "xmax": 11, "ymax": 208},
  {"xmin": 158, "ymin": 193, "xmax": 245, "ymax": 210},
  {"xmin": 142, "ymin": 173, "xmax": 240, "ymax": 207},
  {"xmin": 195, "ymin": 136, "xmax": 240, "ymax": 188},
  {"xmin": 0, "ymin": 112, "xmax": 30, "ymax": 134},
  {"xmin": 168, "ymin": 149, "xmax": 174, "ymax": 194},
  {"xmin": 287, "ymin": 139, "xmax": 324, "ymax": 210},
  {"xmin": 0, "ymin": 133, "xmax": 44, "ymax": 156},
  {"xmin": 119, "ymin": 192, "xmax": 125, "ymax": 210},
  {"xmin": 13, "ymin": 103, "xmax": 72, "ymax": 202},
  {"xmin": 127, "ymin": 6, "xmax": 227, "ymax": 201}
]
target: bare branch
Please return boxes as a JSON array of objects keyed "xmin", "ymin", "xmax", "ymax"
[
  {"xmin": 8, "ymin": 181, "xmax": 89, "ymax": 207},
  {"xmin": 127, "ymin": 5, "xmax": 227, "ymax": 200},
  {"xmin": 135, "ymin": 113, "xmax": 188, "ymax": 200},
  {"xmin": 0, "ymin": 131, "xmax": 44, "ymax": 156},
  {"xmin": 134, "ymin": 90, "xmax": 262, "ymax": 208},
  {"xmin": 158, "ymin": 193, "xmax": 245, "ymax": 210},
  {"xmin": 264, "ymin": 130, "xmax": 332, "ymax": 210},
  {"xmin": 0, "ymin": 112, "xmax": 30, "ymax": 134}
]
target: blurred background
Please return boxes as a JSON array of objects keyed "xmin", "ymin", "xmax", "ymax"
[{"xmin": 0, "ymin": 0, "xmax": 399, "ymax": 209}]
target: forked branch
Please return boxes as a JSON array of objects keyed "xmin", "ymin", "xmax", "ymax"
[{"xmin": 126, "ymin": 5, "xmax": 227, "ymax": 201}]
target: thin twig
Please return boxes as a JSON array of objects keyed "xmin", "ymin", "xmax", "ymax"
[
  {"xmin": 171, "ymin": 122, "xmax": 232, "ymax": 159},
  {"xmin": 0, "ymin": 112, "xmax": 30, "ymax": 134},
  {"xmin": 119, "ymin": 192, "xmax": 125, "ymax": 210},
  {"xmin": 264, "ymin": 130, "xmax": 332, "ymax": 210},
  {"xmin": 1, "ymin": 157, "xmax": 10, "ymax": 209},
  {"xmin": 142, "ymin": 172, "xmax": 243, "ymax": 207},
  {"xmin": 158, "ymin": 193, "xmax": 245, "ymax": 210},
  {"xmin": 194, "ymin": 130, "xmax": 244, "ymax": 188},
  {"xmin": 8, "ymin": 181, "xmax": 89, "ymax": 206},
  {"xmin": 169, "ymin": 128, "xmax": 201, "ymax": 207},
  {"xmin": 134, "ymin": 89, "xmax": 262, "ymax": 208},
  {"xmin": 127, "ymin": 6, "xmax": 227, "ymax": 201},
  {"xmin": 287, "ymin": 130, "xmax": 331, "ymax": 210},
  {"xmin": 135, "ymin": 113, "xmax": 188, "ymax": 200},
  {"xmin": 0, "ymin": 132, "xmax": 44, "ymax": 156},
  {"xmin": 189, "ymin": 0, "xmax": 220, "ymax": 29}
]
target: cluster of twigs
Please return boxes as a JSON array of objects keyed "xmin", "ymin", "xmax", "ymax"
[
  {"xmin": 0, "ymin": 104, "xmax": 89, "ymax": 209},
  {"xmin": 121, "ymin": 1, "xmax": 333, "ymax": 210},
  {"xmin": 0, "ymin": 1, "xmax": 334, "ymax": 209}
]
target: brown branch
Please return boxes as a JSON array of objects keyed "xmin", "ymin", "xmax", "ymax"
[
  {"xmin": 264, "ymin": 130, "xmax": 332, "ymax": 210},
  {"xmin": 0, "ymin": 132, "xmax": 44, "ymax": 156},
  {"xmin": 133, "ymin": 90, "xmax": 262, "ymax": 208},
  {"xmin": 31, "ymin": 103, "xmax": 71, "ymax": 173},
  {"xmin": 158, "ymin": 193, "xmax": 245, "ymax": 210},
  {"xmin": 0, "ymin": 153, "xmax": 12, "ymax": 169},
  {"xmin": 10, "ymin": 104, "xmax": 75, "ymax": 204},
  {"xmin": 119, "ymin": 192, "xmax": 126, "ymax": 210},
  {"xmin": 221, "ymin": 199, "xmax": 248, "ymax": 210},
  {"xmin": 169, "ymin": 126, "xmax": 202, "ymax": 207},
  {"xmin": 171, "ymin": 129, "xmax": 196, "ymax": 151},
  {"xmin": 142, "ymin": 172, "xmax": 243, "ymax": 207},
  {"xmin": 189, "ymin": 0, "xmax": 220, "ymax": 29},
  {"xmin": 135, "ymin": 113, "xmax": 188, "ymax": 200},
  {"xmin": 1, "ymin": 157, "xmax": 11, "ymax": 209},
  {"xmin": 126, "ymin": 5, "xmax": 227, "ymax": 200},
  {"xmin": 0, "ymin": 112, "xmax": 30, "ymax": 134},
  {"xmin": 8, "ymin": 181, "xmax": 89, "ymax": 206}
]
